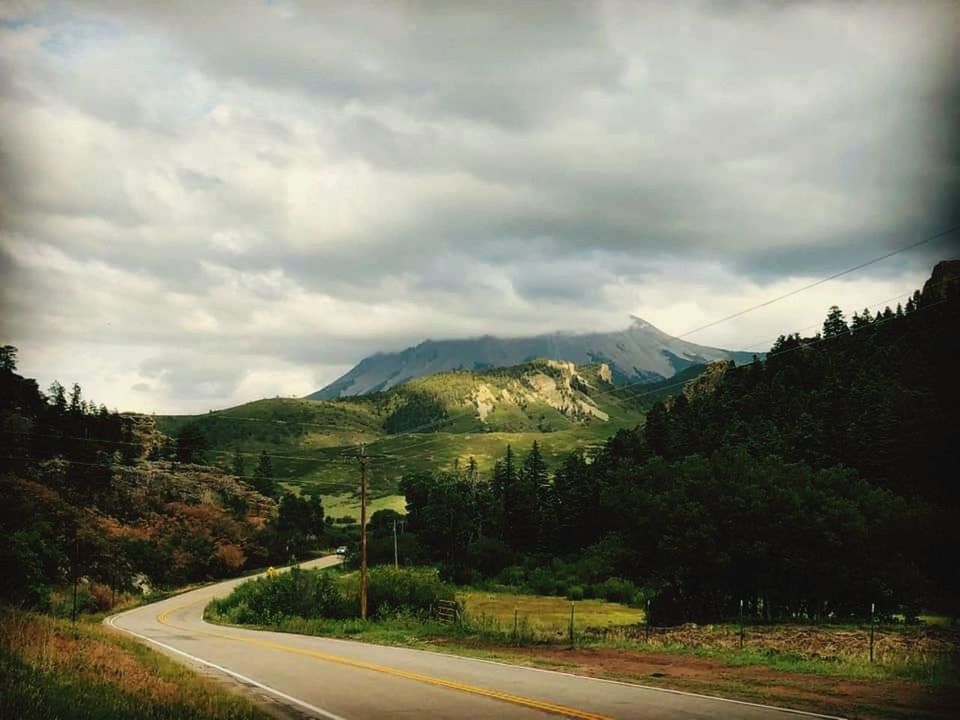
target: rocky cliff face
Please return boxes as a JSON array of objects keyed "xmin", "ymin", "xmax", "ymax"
[
  {"xmin": 311, "ymin": 316, "xmax": 754, "ymax": 399},
  {"xmin": 923, "ymin": 259, "xmax": 960, "ymax": 300}
]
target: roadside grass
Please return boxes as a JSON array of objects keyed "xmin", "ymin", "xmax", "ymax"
[
  {"xmin": 205, "ymin": 572, "xmax": 958, "ymax": 690},
  {"xmin": 0, "ymin": 606, "xmax": 267, "ymax": 720},
  {"xmin": 205, "ymin": 603, "xmax": 958, "ymax": 688}
]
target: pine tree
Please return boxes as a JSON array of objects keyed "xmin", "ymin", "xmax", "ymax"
[
  {"xmin": 253, "ymin": 450, "xmax": 275, "ymax": 497},
  {"xmin": 851, "ymin": 308, "xmax": 872, "ymax": 332},
  {"xmin": 232, "ymin": 446, "xmax": 245, "ymax": 477},
  {"xmin": 175, "ymin": 422, "xmax": 207, "ymax": 463},
  {"xmin": 0, "ymin": 345, "xmax": 17, "ymax": 372},
  {"xmin": 491, "ymin": 445, "xmax": 516, "ymax": 541},
  {"xmin": 69, "ymin": 383, "xmax": 83, "ymax": 414},
  {"xmin": 822, "ymin": 306, "xmax": 849, "ymax": 338},
  {"xmin": 506, "ymin": 442, "xmax": 546, "ymax": 552},
  {"xmin": 48, "ymin": 381, "xmax": 67, "ymax": 412}
]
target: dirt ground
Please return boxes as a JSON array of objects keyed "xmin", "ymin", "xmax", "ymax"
[
  {"xmin": 463, "ymin": 644, "xmax": 960, "ymax": 720},
  {"xmin": 583, "ymin": 623, "xmax": 960, "ymax": 665}
]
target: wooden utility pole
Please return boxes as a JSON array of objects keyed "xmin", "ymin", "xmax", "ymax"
[
  {"xmin": 359, "ymin": 445, "xmax": 368, "ymax": 620},
  {"xmin": 71, "ymin": 529, "xmax": 79, "ymax": 624},
  {"xmin": 393, "ymin": 518, "xmax": 399, "ymax": 569}
]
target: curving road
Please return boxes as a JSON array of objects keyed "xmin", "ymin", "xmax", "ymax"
[{"xmin": 107, "ymin": 558, "xmax": 841, "ymax": 720}]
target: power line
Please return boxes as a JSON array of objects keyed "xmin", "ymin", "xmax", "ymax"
[
  {"xmin": 4, "ymin": 289, "xmax": 952, "ymax": 487},
  {"xmin": 6, "ymin": 286, "xmax": 945, "ymax": 468},
  {"xmin": 674, "ymin": 225, "xmax": 958, "ymax": 340},
  {"xmin": 277, "ymin": 225, "xmax": 960, "ymax": 450},
  {"xmin": 12, "ymin": 227, "xmax": 955, "ymax": 473},
  {"xmin": 372, "ymin": 285, "xmax": 955, "ymax": 459},
  {"xmin": 37, "ymin": 224, "xmax": 952, "ymax": 447},
  {"xmin": 0, "ymin": 430, "xmax": 362, "ymax": 466},
  {"xmin": 737, "ymin": 286, "xmax": 921, "ymax": 352}
]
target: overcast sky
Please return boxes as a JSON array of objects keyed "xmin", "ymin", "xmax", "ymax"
[{"xmin": 1, "ymin": 1, "xmax": 958, "ymax": 413}]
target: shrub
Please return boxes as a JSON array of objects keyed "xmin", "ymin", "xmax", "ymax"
[
  {"xmin": 465, "ymin": 537, "xmax": 515, "ymax": 578},
  {"xmin": 47, "ymin": 585, "xmax": 99, "ymax": 618},
  {"xmin": 592, "ymin": 577, "xmax": 639, "ymax": 605},
  {"xmin": 364, "ymin": 567, "xmax": 455, "ymax": 619},
  {"xmin": 526, "ymin": 567, "xmax": 562, "ymax": 596},
  {"xmin": 566, "ymin": 585, "xmax": 585, "ymax": 601},
  {"xmin": 209, "ymin": 566, "xmax": 455, "ymax": 624},
  {"xmin": 496, "ymin": 565, "xmax": 526, "ymax": 587},
  {"xmin": 210, "ymin": 567, "xmax": 349, "ymax": 624}
]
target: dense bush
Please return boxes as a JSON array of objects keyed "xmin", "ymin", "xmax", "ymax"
[
  {"xmin": 485, "ymin": 555, "xmax": 646, "ymax": 607},
  {"xmin": 209, "ymin": 567, "xmax": 350, "ymax": 624},
  {"xmin": 591, "ymin": 577, "xmax": 640, "ymax": 605},
  {"xmin": 363, "ymin": 567, "xmax": 455, "ymax": 618},
  {"xmin": 209, "ymin": 566, "xmax": 456, "ymax": 624}
]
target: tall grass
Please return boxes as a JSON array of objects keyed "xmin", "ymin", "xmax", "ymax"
[{"xmin": 0, "ymin": 607, "xmax": 266, "ymax": 720}]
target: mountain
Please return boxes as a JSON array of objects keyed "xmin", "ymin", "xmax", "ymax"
[
  {"xmin": 156, "ymin": 359, "xmax": 668, "ymax": 499},
  {"xmin": 310, "ymin": 316, "xmax": 755, "ymax": 399}
]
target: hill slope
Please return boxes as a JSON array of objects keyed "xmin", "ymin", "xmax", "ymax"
[
  {"xmin": 157, "ymin": 360, "xmax": 659, "ymax": 501},
  {"xmin": 311, "ymin": 316, "xmax": 755, "ymax": 399}
]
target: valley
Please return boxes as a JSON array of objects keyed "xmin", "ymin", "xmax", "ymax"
[{"xmin": 155, "ymin": 360, "xmax": 668, "ymax": 510}]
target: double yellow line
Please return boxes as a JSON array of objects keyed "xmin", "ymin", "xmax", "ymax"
[{"xmin": 157, "ymin": 602, "xmax": 612, "ymax": 720}]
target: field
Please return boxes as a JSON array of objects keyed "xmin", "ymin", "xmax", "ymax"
[
  {"xmin": 460, "ymin": 590, "xmax": 646, "ymax": 633},
  {"xmin": 0, "ymin": 607, "xmax": 267, "ymax": 720},
  {"xmin": 321, "ymin": 492, "xmax": 407, "ymax": 520}
]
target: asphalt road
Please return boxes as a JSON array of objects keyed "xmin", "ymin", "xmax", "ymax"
[{"xmin": 107, "ymin": 558, "xmax": 841, "ymax": 720}]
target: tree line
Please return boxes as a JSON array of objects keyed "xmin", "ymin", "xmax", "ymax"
[
  {"xmin": 398, "ymin": 273, "xmax": 960, "ymax": 623},
  {"xmin": 0, "ymin": 348, "xmax": 332, "ymax": 610}
]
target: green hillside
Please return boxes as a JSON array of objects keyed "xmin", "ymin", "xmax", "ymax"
[{"xmin": 155, "ymin": 360, "xmax": 668, "ymax": 511}]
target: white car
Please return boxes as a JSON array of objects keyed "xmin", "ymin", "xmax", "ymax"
[{"xmin": 335, "ymin": 545, "xmax": 348, "ymax": 556}]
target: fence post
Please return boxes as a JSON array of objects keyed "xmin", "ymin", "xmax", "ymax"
[
  {"xmin": 645, "ymin": 598, "xmax": 651, "ymax": 643},
  {"xmin": 739, "ymin": 599, "xmax": 744, "ymax": 650},
  {"xmin": 569, "ymin": 602, "xmax": 575, "ymax": 648},
  {"xmin": 513, "ymin": 608, "xmax": 518, "ymax": 645},
  {"xmin": 869, "ymin": 602, "xmax": 875, "ymax": 663}
]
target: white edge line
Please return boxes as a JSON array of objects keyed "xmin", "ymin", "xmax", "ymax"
[
  {"xmin": 106, "ymin": 553, "xmax": 846, "ymax": 720},
  {"xmin": 105, "ymin": 614, "xmax": 347, "ymax": 720},
  {"xmin": 201, "ymin": 619, "xmax": 847, "ymax": 720}
]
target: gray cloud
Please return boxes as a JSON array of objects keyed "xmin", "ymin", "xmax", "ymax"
[{"xmin": 1, "ymin": 0, "xmax": 958, "ymax": 412}]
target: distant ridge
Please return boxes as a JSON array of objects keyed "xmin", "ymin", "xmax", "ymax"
[{"xmin": 309, "ymin": 317, "xmax": 755, "ymax": 399}]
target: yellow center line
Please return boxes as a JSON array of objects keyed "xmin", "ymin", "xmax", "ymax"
[{"xmin": 156, "ymin": 601, "xmax": 612, "ymax": 720}]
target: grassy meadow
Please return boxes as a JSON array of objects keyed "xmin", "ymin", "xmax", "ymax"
[{"xmin": 460, "ymin": 590, "xmax": 646, "ymax": 633}]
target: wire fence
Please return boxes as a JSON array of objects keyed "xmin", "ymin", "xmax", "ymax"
[{"xmin": 446, "ymin": 601, "xmax": 959, "ymax": 667}]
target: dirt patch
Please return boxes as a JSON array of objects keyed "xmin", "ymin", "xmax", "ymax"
[
  {"xmin": 465, "ymin": 644, "xmax": 960, "ymax": 720},
  {"xmin": 473, "ymin": 384, "xmax": 496, "ymax": 420}
]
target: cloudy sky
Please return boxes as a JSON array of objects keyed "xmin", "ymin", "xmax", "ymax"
[{"xmin": 1, "ymin": 1, "xmax": 958, "ymax": 413}]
